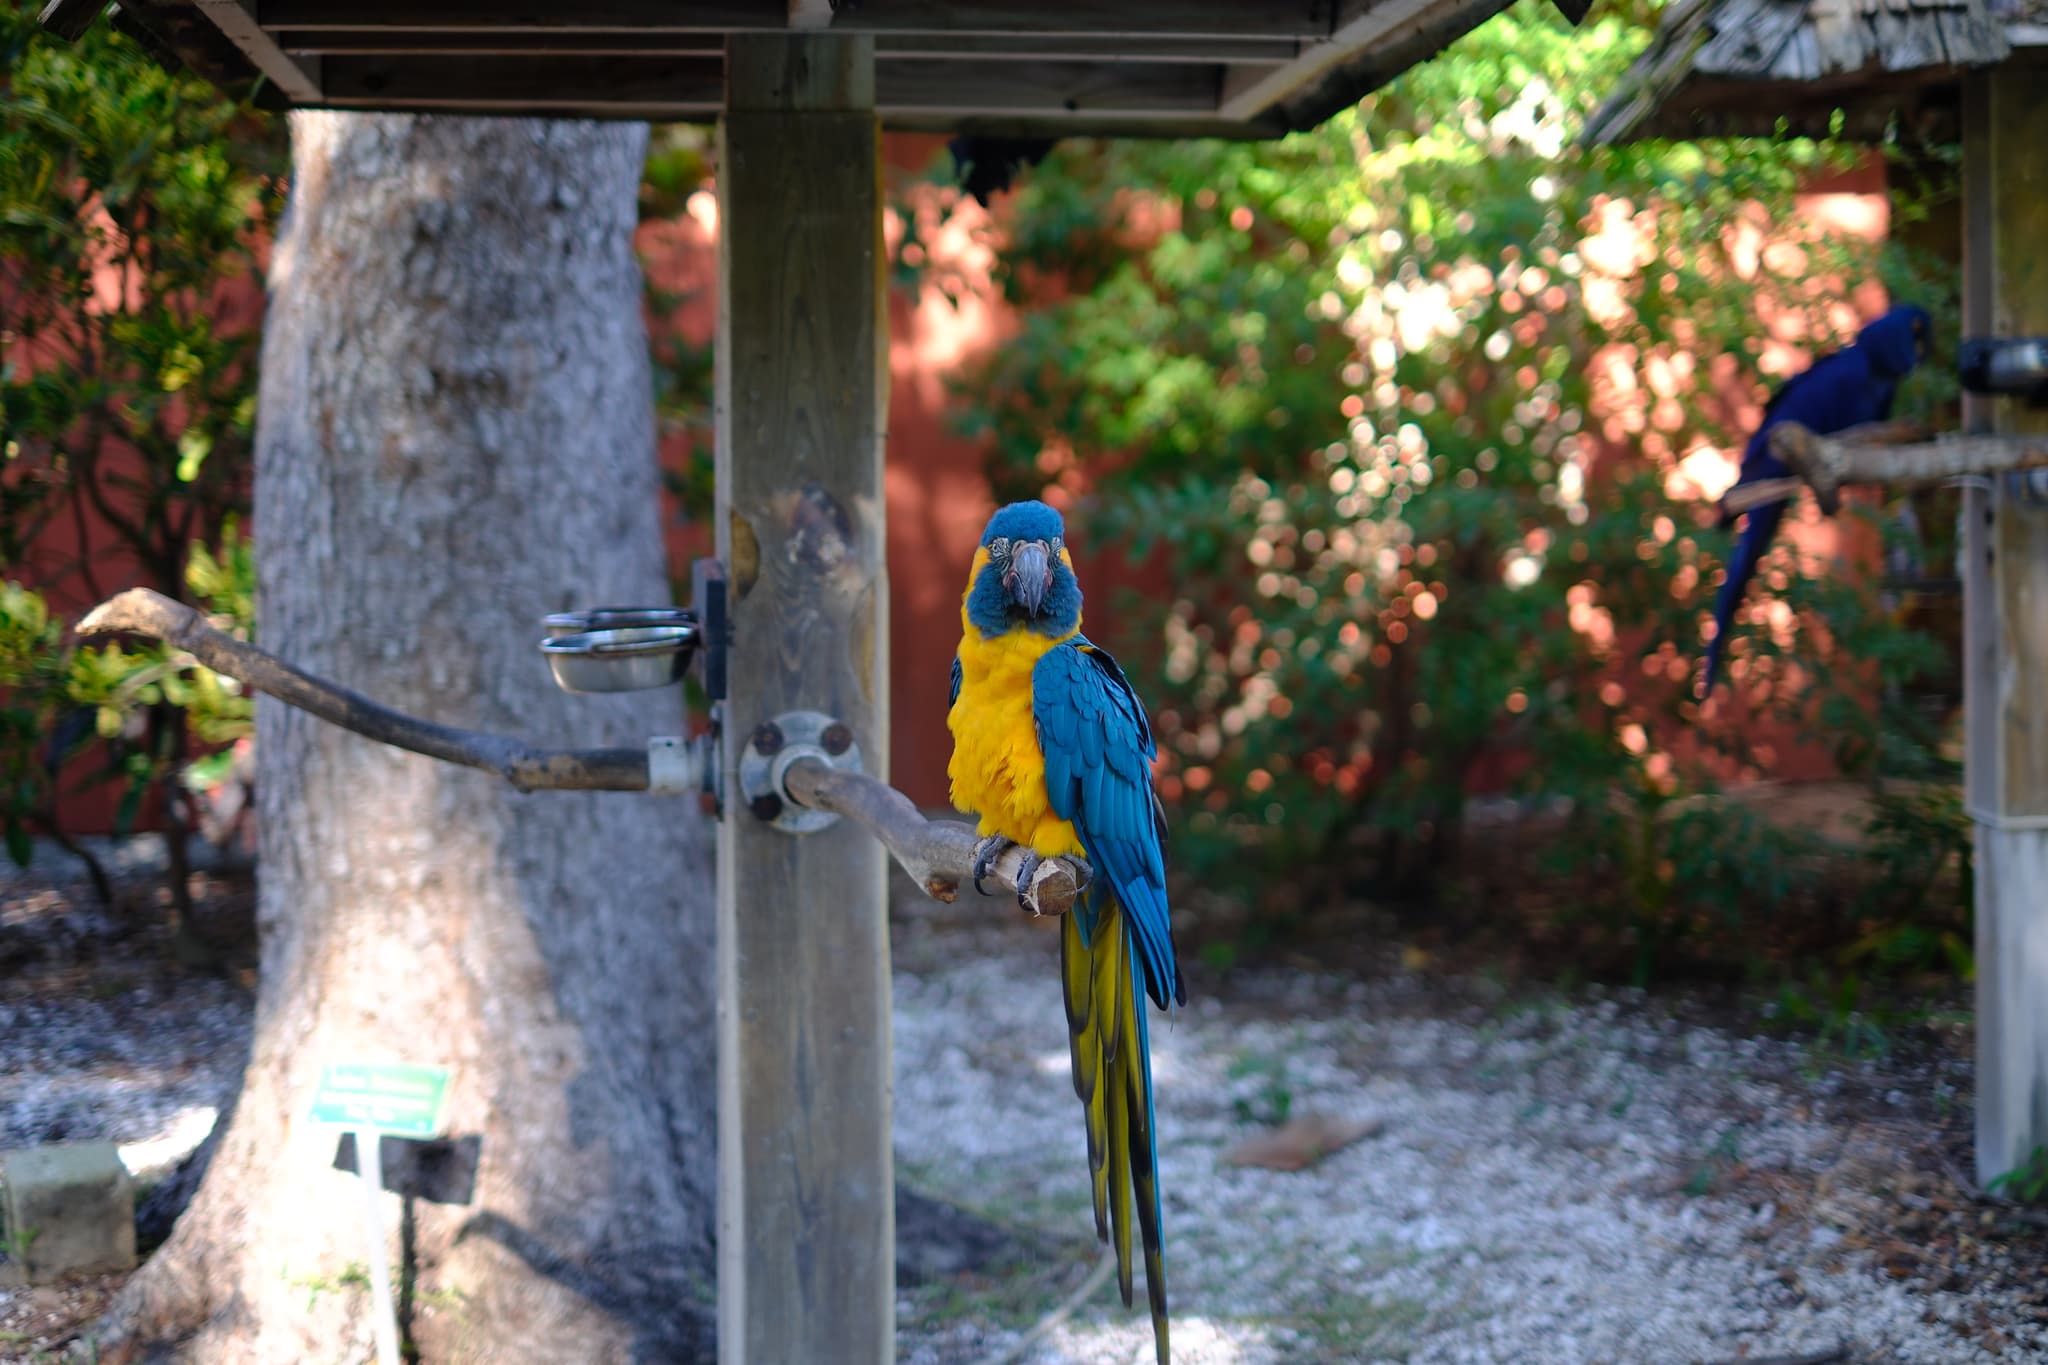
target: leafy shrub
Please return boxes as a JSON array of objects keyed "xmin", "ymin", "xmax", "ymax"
[
  {"xmin": 2, "ymin": 1, "xmax": 279, "ymax": 907},
  {"xmin": 936, "ymin": 1, "xmax": 1959, "ymax": 971}
]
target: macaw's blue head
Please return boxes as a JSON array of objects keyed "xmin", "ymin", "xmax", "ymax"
[
  {"xmin": 1859, "ymin": 304, "xmax": 1932, "ymax": 379},
  {"xmin": 964, "ymin": 500, "xmax": 1083, "ymax": 638}
]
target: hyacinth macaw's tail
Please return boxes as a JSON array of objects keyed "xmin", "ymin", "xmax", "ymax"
[
  {"xmin": 1061, "ymin": 898, "xmax": 1169, "ymax": 1365},
  {"xmin": 1704, "ymin": 498, "xmax": 1788, "ymax": 696}
]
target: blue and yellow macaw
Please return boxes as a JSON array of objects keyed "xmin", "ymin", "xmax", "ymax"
[
  {"xmin": 1704, "ymin": 303, "xmax": 1929, "ymax": 694},
  {"xmin": 947, "ymin": 500, "xmax": 1184, "ymax": 1364}
]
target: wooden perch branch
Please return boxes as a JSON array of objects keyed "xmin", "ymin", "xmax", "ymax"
[
  {"xmin": 1720, "ymin": 421, "xmax": 2048, "ymax": 517},
  {"xmin": 75, "ymin": 589, "xmax": 1083, "ymax": 915},
  {"xmin": 781, "ymin": 758, "xmax": 1089, "ymax": 918},
  {"xmin": 76, "ymin": 588, "xmax": 651, "ymax": 793}
]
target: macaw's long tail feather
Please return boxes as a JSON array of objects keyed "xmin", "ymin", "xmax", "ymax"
[
  {"xmin": 1127, "ymin": 945, "xmax": 1170, "ymax": 1364},
  {"xmin": 1062, "ymin": 901, "xmax": 1169, "ymax": 1364},
  {"xmin": 1062, "ymin": 908, "xmax": 1111, "ymax": 1240},
  {"xmin": 1704, "ymin": 498, "xmax": 1788, "ymax": 696}
]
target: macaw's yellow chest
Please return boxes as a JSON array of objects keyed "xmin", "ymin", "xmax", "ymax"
[{"xmin": 947, "ymin": 625, "xmax": 1086, "ymax": 859}]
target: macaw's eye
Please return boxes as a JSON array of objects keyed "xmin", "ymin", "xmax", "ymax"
[
  {"xmin": 1051, "ymin": 536, "xmax": 1064, "ymax": 556},
  {"xmin": 988, "ymin": 537, "xmax": 1011, "ymax": 562}
]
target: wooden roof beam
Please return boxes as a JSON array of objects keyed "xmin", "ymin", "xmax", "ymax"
[
  {"xmin": 319, "ymin": 54, "xmax": 724, "ymax": 109},
  {"xmin": 879, "ymin": 57, "xmax": 1222, "ymax": 115},
  {"xmin": 37, "ymin": 0, "xmax": 105, "ymax": 42},
  {"xmin": 271, "ymin": 29, "xmax": 1299, "ymax": 64},
  {"xmin": 254, "ymin": 0, "xmax": 1333, "ymax": 40},
  {"xmin": 788, "ymin": 0, "xmax": 833, "ymax": 30},
  {"xmin": 315, "ymin": 53, "xmax": 1221, "ymax": 119},
  {"xmin": 1217, "ymin": 0, "xmax": 1441, "ymax": 120},
  {"xmin": 195, "ymin": 0, "xmax": 322, "ymax": 101},
  {"xmin": 278, "ymin": 31, "xmax": 728, "ymax": 56}
]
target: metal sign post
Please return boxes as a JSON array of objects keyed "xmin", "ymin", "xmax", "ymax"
[{"xmin": 310, "ymin": 1063, "xmax": 452, "ymax": 1365}]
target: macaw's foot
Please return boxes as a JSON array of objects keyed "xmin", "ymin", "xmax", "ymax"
[
  {"xmin": 1010, "ymin": 849, "xmax": 1043, "ymax": 914},
  {"xmin": 972, "ymin": 834, "xmax": 1017, "ymax": 897}
]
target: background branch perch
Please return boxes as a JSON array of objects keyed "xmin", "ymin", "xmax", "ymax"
[
  {"xmin": 1719, "ymin": 422, "xmax": 2048, "ymax": 516},
  {"xmin": 74, "ymin": 587, "xmax": 1084, "ymax": 913}
]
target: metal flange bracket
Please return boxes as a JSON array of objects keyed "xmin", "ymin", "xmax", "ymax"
[{"xmin": 737, "ymin": 710, "xmax": 862, "ymax": 834}]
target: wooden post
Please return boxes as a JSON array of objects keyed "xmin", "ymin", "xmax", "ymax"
[
  {"xmin": 715, "ymin": 35, "xmax": 893, "ymax": 1364},
  {"xmin": 1963, "ymin": 53, "xmax": 2048, "ymax": 1185}
]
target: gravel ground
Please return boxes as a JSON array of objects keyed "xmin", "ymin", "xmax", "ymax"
[
  {"xmin": 889, "ymin": 907, "xmax": 2045, "ymax": 1365},
  {"xmin": 0, "ymin": 851, "xmax": 251, "ymax": 1157},
  {"xmin": 3, "ymin": 850, "xmax": 2045, "ymax": 1364}
]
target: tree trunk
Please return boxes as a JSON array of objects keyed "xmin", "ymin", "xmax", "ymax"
[{"xmin": 102, "ymin": 113, "xmax": 716, "ymax": 1364}]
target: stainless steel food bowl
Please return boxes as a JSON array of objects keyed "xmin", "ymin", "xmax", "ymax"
[
  {"xmin": 540, "ymin": 626, "xmax": 696, "ymax": 694},
  {"xmin": 542, "ymin": 607, "xmax": 695, "ymax": 639}
]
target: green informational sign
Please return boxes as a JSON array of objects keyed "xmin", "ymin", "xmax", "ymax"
[{"xmin": 309, "ymin": 1063, "xmax": 451, "ymax": 1138}]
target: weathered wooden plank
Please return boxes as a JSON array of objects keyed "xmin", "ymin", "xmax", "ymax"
[
  {"xmin": 259, "ymin": 0, "xmax": 784, "ymax": 31},
  {"xmin": 1985, "ymin": 57, "xmax": 2048, "ymax": 820},
  {"xmin": 715, "ymin": 33, "xmax": 894, "ymax": 1365},
  {"xmin": 1693, "ymin": 0, "xmax": 1801, "ymax": 76},
  {"xmin": 885, "ymin": 109, "xmax": 1279, "ymax": 138},
  {"xmin": 315, "ymin": 53, "xmax": 1219, "ymax": 117},
  {"xmin": 317, "ymin": 54, "xmax": 723, "ymax": 109},
  {"xmin": 193, "ymin": 0, "xmax": 322, "ymax": 100},
  {"xmin": 1217, "ymin": 0, "xmax": 1437, "ymax": 120},
  {"xmin": 882, "ymin": 58, "xmax": 1222, "ymax": 114},
  {"xmin": 788, "ymin": 0, "xmax": 833, "ymax": 30},
  {"xmin": 276, "ymin": 29, "xmax": 726, "ymax": 54},
  {"xmin": 1976, "ymin": 829, "xmax": 2048, "ymax": 1178},
  {"xmin": 1259, "ymin": 0, "xmax": 1507, "ymax": 132},
  {"xmin": 258, "ymin": 0, "xmax": 1332, "ymax": 39},
  {"xmin": 1965, "ymin": 54, "xmax": 2048, "ymax": 1188},
  {"xmin": 1810, "ymin": 0, "xmax": 1872, "ymax": 73},
  {"xmin": 878, "ymin": 32, "xmax": 1298, "ymax": 62},
  {"xmin": 273, "ymin": 27, "xmax": 1298, "ymax": 62},
  {"xmin": 35, "ymin": 0, "xmax": 103, "ymax": 42}
]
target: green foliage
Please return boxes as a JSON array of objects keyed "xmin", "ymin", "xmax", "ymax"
[
  {"xmin": 0, "ymin": 530, "xmax": 254, "ymax": 872},
  {"xmin": 1987, "ymin": 1146, "xmax": 2048, "ymax": 1206},
  {"xmin": 938, "ymin": 1, "xmax": 1959, "ymax": 970},
  {"xmin": 1, "ymin": 1, "xmax": 278, "ymax": 891},
  {"xmin": 1226, "ymin": 1050, "xmax": 1297, "ymax": 1128},
  {"xmin": 2, "ymin": 0, "xmax": 282, "ymax": 580}
]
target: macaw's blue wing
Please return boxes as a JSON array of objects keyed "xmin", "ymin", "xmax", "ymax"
[
  {"xmin": 1705, "ymin": 325, "xmax": 1915, "ymax": 694},
  {"xmin": 1034, "ymin": 639, "xmax": 1180, "ymax": 1008},
  {"xmin": 1034, "ymin": 636, "xmax": 1180, "ymax": 1365}
]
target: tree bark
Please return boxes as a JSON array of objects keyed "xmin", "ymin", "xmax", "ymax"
[{"xmin": 101, "ymin": 113, "xmax": 716, "ymax": 1364}]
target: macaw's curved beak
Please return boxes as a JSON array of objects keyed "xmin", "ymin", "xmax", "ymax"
[{"xmin": 1006, "ymin": 539, "xmax": 1053, "ymax": 616}]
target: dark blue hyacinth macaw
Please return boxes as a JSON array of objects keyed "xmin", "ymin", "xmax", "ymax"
[{"xmin": 1703, "ymin": 304, "xmax": 1930, "ymax": 695}]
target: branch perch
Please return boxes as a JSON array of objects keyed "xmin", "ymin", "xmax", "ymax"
[
  {"xmin": 74, "ymin": 588, "xmax": 1087, "ymax": 915},
  {"xmin": 78, "ymin": 588, "xmax": 651, "ymax": 792},
  {"xmin": 1719, "ymin": 421, "xmax": 2048, "ymax": 517},
  {"xmin": 781, "ymin": 758, "xmax": 1090, "ymax": 918}
]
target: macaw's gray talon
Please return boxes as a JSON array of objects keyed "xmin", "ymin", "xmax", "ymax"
[
  {"xmin": 971, "ymin": 835, "xmax": 1015, "ymax": 897},
  {"xmin": 1013, "ymin": 850, "xmax": 1043, "ymax": 914}
]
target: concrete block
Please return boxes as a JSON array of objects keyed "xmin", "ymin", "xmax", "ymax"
[{"xmin": 0, "ymin": 1142, "xmax": 136, "ymax": 1285}]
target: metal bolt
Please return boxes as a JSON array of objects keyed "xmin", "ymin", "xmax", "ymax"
[
  {"xmin": 749, "ymin": 793, "xmax": 784, "ymax": 821},
  {"xmin": 821, "ymin": 722, "xmax": 853, "ymax": 756},
  {"xmin": 752, "ymin": 722, "xmax": 784, "ymax": 756}
]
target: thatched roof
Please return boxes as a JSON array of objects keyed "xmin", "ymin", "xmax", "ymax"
[{"xmin": 1584, "ymin": 0, "xmax": 2038, "ymax": 145}]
